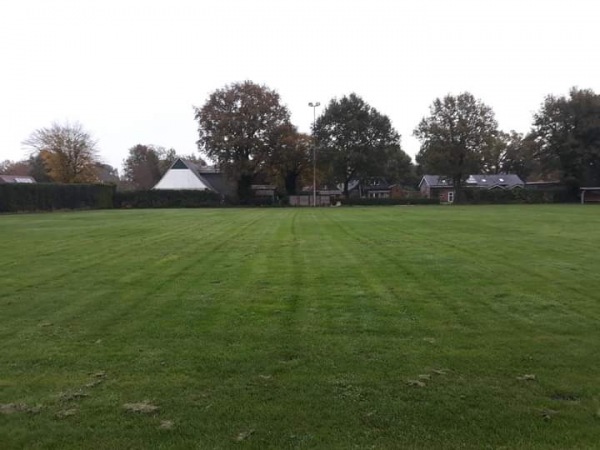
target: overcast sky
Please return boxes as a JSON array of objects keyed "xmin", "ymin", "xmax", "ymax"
[{"xmin": 1, "ymin": 0, "xmax": 599, "ymax": 171}]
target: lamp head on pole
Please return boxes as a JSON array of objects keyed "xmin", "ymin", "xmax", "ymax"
[{"xmin": 308, "ymin": 102, "xmax": 320, "ymax": 108}]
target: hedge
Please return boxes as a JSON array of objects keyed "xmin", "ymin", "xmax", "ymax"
[
  {"xmin": 461, "ymin": 188, "xmax": 575, "ymax": 204},
  {"xmin": 341, "ymin": 197, "xmax": 440, "ymax": 206},
  {"xmin": 1, "ymin": 184, "xmax": 577, "ymax": 213},
  {"xmin": 0, "ymin": 183, "xmax": 115, "ymax": 212},
  {"xmin": 114, "ymin": 189, "xmax": 227, "ymax": 208}
]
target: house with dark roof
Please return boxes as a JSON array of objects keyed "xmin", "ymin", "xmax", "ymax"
[
  {"xmin": 0, "ymin": 175, "xmax": 36, "ymax": 184},
  {"xmin": 359, "ymin": 178, "xmax": 393, "ymax": 199},
  {"xmin": 153, "ymin": 158, "xmax": 277, "ymax": 201},
  {"xmin": 419, "ymin": 174, "xmax": 524, "ymax": 203},
  {"xmin": 153, "ymin": 159, "xmax": 236, "ymax": 197},
  {"xmin": 333, "ymin": 178, "xmax": 399, "ymax": 199}
]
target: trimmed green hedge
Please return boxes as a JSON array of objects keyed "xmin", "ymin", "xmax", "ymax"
[
  {"xmin": 0, "ymin": 183, "xmax": 115, "ymax": 212},
  {"xmin": 3, "ymin": 184, "xmax": 575, "ymax": 212},
  {"xmin": 114, "ymin": 189, "xmax": 226, "ymax": 208},
  {"xmin": 341, "ymin": 197, "xmax": 440, "ymax": 206},
  {"xmin": 462, "ymin": 188, "xmax": 574, "ymax": 204}
]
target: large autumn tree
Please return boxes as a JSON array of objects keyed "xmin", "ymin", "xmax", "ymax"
[
  {"xmin": 23, "ymin": 122, "xmax": 100, "ymax": 183},
  {"xmin": 123, "ymin": 144, "xmax": 162, "ymax": 189},
  {"xmin": 314, "ymin": 93, "xmax": 406, "ymax": 197},
  {"xmin": 414, "ymin": 92, "xmax": 498, "ymax": 201},
  {"xmin": 481, "ymin": 131, "xmax": 538, "ymax": 180},
  {"xmin": 266, "ymin": 124, "xmax": 311, "ymax": 195},
  {"xmin": 530, "ymin": 87, "xmax": 600, "ymax": 188},
  {"xmin": 194, "ymin": 81, "xmax": 291, "ymax": 200}
]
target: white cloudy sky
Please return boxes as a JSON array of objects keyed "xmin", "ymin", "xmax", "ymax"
[{"xmin": 1, "ymin": 0, "xmax": 599, "ymax": 171}]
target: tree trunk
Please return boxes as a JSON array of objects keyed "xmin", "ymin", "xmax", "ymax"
[
  {"xmin": 284, "ymin": 171, "xmax": 298, "ymax": 196},
  {"xmin": 237, "ymin": 174, "xmax": 254, "ymax": 203},
  {"xmin": 453, "ymin": 175, "xmax": 463, "ymax": 204}
]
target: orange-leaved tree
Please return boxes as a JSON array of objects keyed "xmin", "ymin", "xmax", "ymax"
[{"xmin": 23, "ymin": 122, "xmax": 99, "ymax": 183}]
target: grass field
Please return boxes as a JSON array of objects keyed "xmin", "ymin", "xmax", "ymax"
[{"xmin": 1, "ymin": 206, "xmax": 599, "ymax": 449}]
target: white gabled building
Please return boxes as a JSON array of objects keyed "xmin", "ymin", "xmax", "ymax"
[
  {"xmin": 154, "ymin": 159, "xmax": 212, "ymax": 190},
  {"xmin": 153, "ymin": 158, "xmax": 236, "ymax": 197}
]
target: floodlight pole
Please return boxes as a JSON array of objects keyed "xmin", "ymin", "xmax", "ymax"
[{"xmin": 308, "ymin": 102, "xmax": 320, "ymax": 207}]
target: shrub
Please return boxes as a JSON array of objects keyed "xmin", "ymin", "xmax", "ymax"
[{"xmin": 461, "ymin": 188, "xmax": 574, "ymax": 204}]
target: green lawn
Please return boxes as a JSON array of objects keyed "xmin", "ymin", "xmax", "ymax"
[{"xmin": 1, "ymin": 206, "xmax": 599, "ymax": 449}]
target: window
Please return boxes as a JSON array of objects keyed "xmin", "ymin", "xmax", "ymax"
[{"xmin": 447, "ymin": 191, "xmax": 455, "ymax": 203}]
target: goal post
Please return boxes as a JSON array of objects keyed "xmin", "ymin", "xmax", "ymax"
[{"xmin": 580, "ymin": 187, "xmax": 600, "ymax": 204}]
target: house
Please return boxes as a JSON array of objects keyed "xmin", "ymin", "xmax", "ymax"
[
  {"xmin": 153, "ymin": 158, "xmax": 276, "ymax": 200},
  {"xmin": 419, "ymin": 174, "xmax": 525, "ymax": 203},
  {"xmin": 361, "ymin": 178, "xmax": 393, "ymax": 199},
  {"xmin": 153, "ymin": 159, "xmax": 236, "ymax": 197},
  {"xmin": 0, "ymin": 175, "xmax": 36, "ymax": 184},
  {"xmin": 336, "ymin": 178, "xmax": 394, "ymax": 199},
  {"xmin": 389, "ymin": 185, "xmax": 421, "ymax": 199}
]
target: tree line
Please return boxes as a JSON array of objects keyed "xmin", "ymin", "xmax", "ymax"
[{"xmin": 3, "ymin": 82, "xmax": 599, "ymax": 201}]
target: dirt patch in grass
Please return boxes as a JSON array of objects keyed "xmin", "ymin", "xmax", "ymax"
[
  {"xmin": 55, "ymin": 408, "xmax": 78, "ymax": 419},
  {"xmin": 123, "ymin": 401, "xmax": 159, "ymax": 414},
  {"xmin": 159, "ymin": 420, "xmax": 174, "ymax": 430},
  {"xmin": 1, "ymin": 403, "xmax": 41, "ymax": 415},
  {"xmin": 550, "ymin": 392, "xmax": 580, "ymax": 402},
  {"xmin": 59, "ymin": 391, "xmax": 89, "ymax": 402},
  {"xmin": 540, "ymin": 408, "xmax": 559, "ymax": 421},
  {"xmin": 85, "ymin": 379, "xmax": 103, "ymax": 388},
  {"xmin": 234, "ymin": 429, "xmax": 255, "ymax": 441},
  {"xmin": 517, "ymin": 374, "xmax": 536, "ymax": 381}
]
